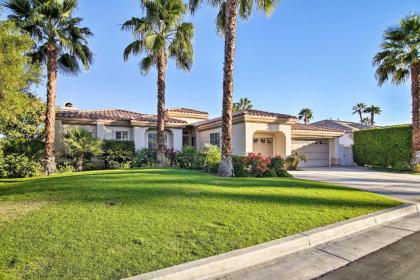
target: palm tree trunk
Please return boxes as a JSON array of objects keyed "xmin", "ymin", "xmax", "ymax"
[
  {"xmin": 218, "ymin": 0, "xmax": 238, "ymax": 177},
  {"xmin": 156, "ymin": 51, "xmax": 167, "ymax": 166},
  {"xmin": 371, "ymin": 112, "xmax": 374, "ymax": 126},
  {"xmin": 43, "ymin": 45, "xmax": 57, "ymax": 175},
  {"xmin": 411, "ymin": 63, "xmax": 420, "ymax": 167},
  {"xmin": 359, "ymin": 111, "xmax": 363, "ymax": 123}
]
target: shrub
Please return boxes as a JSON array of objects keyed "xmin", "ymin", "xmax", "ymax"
[
  {"xmin": 201, "ymin": 144, "xmax": 221, "ymax": 173},
  {"xmin": 3, "ymin": 138, "xmax": 43, "ymax": 159},
  {"xmin": 232, "ymin": 155, "xmax": 247, "ymax": 177},
  {"xmin": 243, "ymin": 153, "xmax": 272, "ymax": 177},
  {"xmin": 102, "ymin": 140, "xmax": 135, "ymax": 169},
  {"xmin": 175, "ymin": 147, "xmax": 202, "ymax": 169},
  {"xmin": 268, "ymin": 156, "xmax": 291, "ymax": 177},
  {"xmin": 57, "ymin": 161, "xmax": 76, "ymax": 173},
  {"xmin": 0, "ymin": 154, "xmax": 42, "ymax": 178},
  {"xmin": 354, "ymin": 126, "xmax": 412, "ymax": 171},
  {"xmin": 63, "ymin": 128, "xmax": 102, "ymax": 171},
  {"xmin": 285, "ymin": 151, "xmax": 307, "ymax": 171},
  {"xmin": 135, "ymin": 148, "xmax": 157, "ymax": 167}
]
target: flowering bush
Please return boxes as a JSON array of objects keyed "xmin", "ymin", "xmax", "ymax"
[{"xmin": 242, "ymin": 153, "xmax": 272, "ymax": 177}]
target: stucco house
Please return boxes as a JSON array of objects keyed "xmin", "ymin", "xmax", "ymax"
[
  {"xmin": 55, "ymin": 104, "xmax": 345, "ymax": 167},
  {"xmin": 311, "ymin": 119, "xmax": 373, "ymax": 166}
]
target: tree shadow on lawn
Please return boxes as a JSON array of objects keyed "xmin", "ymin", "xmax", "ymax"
[{"xmin": 0, "ymin": 177, "xmax": 398, "ymax": 210}]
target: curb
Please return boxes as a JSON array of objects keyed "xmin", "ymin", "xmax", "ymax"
[{"xmin": 124, "ymin": 203, "xmax": 419, "ymax": 280}]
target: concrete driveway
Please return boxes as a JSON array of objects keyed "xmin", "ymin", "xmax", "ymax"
[{"xmin": 289, "ymin": 167, "xmax": 420, "ymax": 203}]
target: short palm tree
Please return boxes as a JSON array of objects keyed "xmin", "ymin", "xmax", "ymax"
[
  {"xmin": 352, "ymin": 103, "xmax": 367, "ymax": 123},
  {"xmin": 190, "ymin": 0, "xmax": 280, "ymax": 177},
  {"xmin": 373, "ymin": 13, "xmax": 419, "ymax": 165},
  {"xmin": 363, "ymin": 105, "xmax": 381, "ymax": 126},
  {"xmin": 63, "ymin": 128, "xmax": 102, "ymax": 171},
  {"xmin": 233, "ymin": 97, "xmax": 253, "ymax": 112},
  {"xmin": 122, "ymin": 0, "xmax": 194, "ymax": 165},
  {"xmin": 5, "ymin": 0, "xmax": 93, "ymax": 175},
  {"xmin": 298, "ymin": 108, "xmax": 314, "ymax": 125}
]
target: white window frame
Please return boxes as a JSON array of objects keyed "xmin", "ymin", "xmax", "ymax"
[{"xmin": 115, "ymin": 131, "xmax": 129, "ymax": 141}]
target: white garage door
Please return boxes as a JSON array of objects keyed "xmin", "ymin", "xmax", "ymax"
[{"xmin": 292, "ymin": 140, "xmax": 329, "ymax": 167}]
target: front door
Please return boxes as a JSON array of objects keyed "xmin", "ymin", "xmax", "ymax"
[{"xmin": 253, "ymin": 138, "xmax": 274, "ymax": 157}]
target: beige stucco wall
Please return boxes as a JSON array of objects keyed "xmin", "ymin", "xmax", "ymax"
[
  {"xmin": 244, "ymin": 122, "xmax": 292, "ymax": 157},
  {"xmin": 196, "ymin": 123, "xmax": 246, "ymax": 155}
]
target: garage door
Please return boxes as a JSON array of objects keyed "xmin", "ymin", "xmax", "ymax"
[{"xmin": 292, "ymin": 140, "xmax": 329, "ymax": 167}]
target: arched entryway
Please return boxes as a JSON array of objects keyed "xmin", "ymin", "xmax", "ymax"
[{"xmin": 252, "ymin": 131, "xmax": 286, "ymax": 157}]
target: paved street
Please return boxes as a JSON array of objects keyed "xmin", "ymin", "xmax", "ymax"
[
  {"xmin": 290, "ymin": 167, "xmax": 420, "ymax": 203},
  {"xmin": 317, "ymin": 231, "xmax": 420, "ymax": 280}
]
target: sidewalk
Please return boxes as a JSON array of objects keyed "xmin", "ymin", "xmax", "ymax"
[{"xmin": 215, "ymin": 212, "xmax": 420, "ymax": 280}]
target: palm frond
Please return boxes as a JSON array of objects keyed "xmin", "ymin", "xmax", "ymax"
[{"xmin": 139, "ymin": 55, "xmax": 156, "ymax": 75}]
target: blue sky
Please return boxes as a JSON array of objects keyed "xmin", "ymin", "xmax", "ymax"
[{"xmin": 30, "ymin": 0, "xmax": 419, "ymax": 124}]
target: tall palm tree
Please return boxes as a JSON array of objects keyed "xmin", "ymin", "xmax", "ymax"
[
  {"xmin": 298, "ymin": 108, "xmax": 314, "ymax": 125},
  {"xmin": 363, "ymin": 105, "xmax": 381, "ymax": 126},
  {"xmin": 373, "ymin": 13, "xmax": 419, "ymax": 165},
  {"xmin": 5, "ymin": 0, "xmax": 93, "ymax": 175},
  {"xmin": 122, "ymin": 0, "xmax": 193, "ymax": 165},
  {"xmin": 233, "ymin": 97, "xmax": 253, "ymax": 112},
  {"xmin": 190, "ymin": 0, "xmax": 279, "ymax": 177},
  {"xmin": 352, "ymin": 102, "xmax": 367, "ymax": 123}
]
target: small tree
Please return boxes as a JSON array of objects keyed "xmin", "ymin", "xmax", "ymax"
[
  {"xmin": 364, "ymin": 105, "xmax": 381, "ymax": 125},
  {"xmin": 63, "ymin": 128, "xmax": 102, "ymax": 171},
  {"xmin": 298, "ymin": 108, "xmax": 314, "ymax": 125},
  {"xmin": 352, "ymin": 103, "xmax": 367, "ymax": 123},
  {"xmin": 233, "ymin": 98, "xmax": 253, "ymax": 112}
]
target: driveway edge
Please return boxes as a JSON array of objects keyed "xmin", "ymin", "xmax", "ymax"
[{"xmin": 124, "ymin": 204, "xmax": 419, "ymax": 280}]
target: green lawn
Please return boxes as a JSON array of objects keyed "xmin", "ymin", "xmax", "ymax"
[{"xmin": 0, "ymin": 168, "xmax": 400, "ymax": 279}]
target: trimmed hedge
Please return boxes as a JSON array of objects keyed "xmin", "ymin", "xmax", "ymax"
[{"xmin": 354, "ymin": 125, "xmax": 412, "ymax": 170}]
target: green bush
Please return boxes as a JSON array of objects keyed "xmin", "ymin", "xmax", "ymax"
[
  {"xmin": 63, "ymin": 128, "xmax": 102, "ymax": 171},
  {"xmin": 354, "ymin": 126, "xmax": 412, "ymax": 170},
  {"xmin": 102, "ymin": 140, "xmax": 135, "ymax": 169},
  {"xmin": 285, "ymin": 151, "xmax": 307, "ymax": 171},
  {"xmin": 135, "ymin": 148, "xmax": 157, "ymax": 167},
  {"xmin": 0, "ymin": 154, "xmax": 42, "ymax": 178},
  {"xmin": 175, "ymin": 147, "xmax": 202, "ymax": 169},
  {"xmin": 232, "ymin": 155, "xmax": 247, "ymax": 177},
  {"xmin": 201, "ymin": 144, "xmax": 221, "ymax": 173},
  {"xmin": 269, "ymin": 156, "xmax": 291, "ymax": 177},
  {"xmin": 3, "ymin": 138, "xmax": 43, "ymax": 159}
]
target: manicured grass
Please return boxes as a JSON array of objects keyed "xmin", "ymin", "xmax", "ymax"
[{"xmin": 0, "ymin": 168, "xmax": 400, "ymax": 279}]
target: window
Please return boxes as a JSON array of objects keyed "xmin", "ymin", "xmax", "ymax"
[
  {"xmin": 115, "ymin": 131, "xmax": 129, "ymax": 140},
  {"xmin": 210, "ymin": 132, "xmax": 221, "ymax": 147},
  {"xmin": 191, "ymin": 136, "xmax": 196, "ymax": 148},
  {"xmin": 183, "ymin": 136, "xmax": 190, "ymax": 147},
  {"xmin": 147, "ymin": 131, "xmax": 168, "ymax": 149}
]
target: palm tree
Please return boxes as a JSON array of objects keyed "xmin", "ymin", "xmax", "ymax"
[
  {"xmin": 5, "ymin": 0, "xmax": 93, "ymax": 175},
  {"xmin": 352, "ymin": 102, "xmax": 367, "ymax": 123},
  {"xmin": 190, "ymin": 0, "xmax": 279, "ymax": 177},
  {"xmin": 364, "ymin": 105, "xmax": 381, "ymax": 126},
  {"xmin": 122, "ymin": 0, "xmax": 194, "ymax": 165},
  {"xmin": 373, "ymin": 13, "xmax": 419, "ymax": 165},
  {"xmin": 298, "ymin": 108, "xmax": 314, "ymax": 125},
  {"xmin": 233, "ymin": 97, "xmax": 253, "ymax": 112},
  {"xmin": 63, "ymin": 128, "xmax": 102, "ymax": 171}
]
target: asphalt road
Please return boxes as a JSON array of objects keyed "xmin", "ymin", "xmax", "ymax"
[{"xmin": 317, "ymin": 231, "xmax": 420, "ymax": 280}]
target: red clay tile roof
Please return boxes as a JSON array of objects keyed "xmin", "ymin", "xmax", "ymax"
[
  {"xmin": 56, "ymin": 109, "xmax": 187, "ymax": 124},
  {"xmin": 292, "ymin": 123, "xmax": 344, "ymax": 133},
  {"xmin": 196, "ymin": 109, "xmax": 296, "ymax": 127},
  {"xmin": 167, "ymin": 107, "xmax": 208, "ymax": 115}
]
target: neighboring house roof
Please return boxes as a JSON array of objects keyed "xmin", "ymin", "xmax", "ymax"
[
  {"xmin": 292, "ymin": 123, "xmax": 345, "ymax": 133},
  {"xmin": 196, "ymin": 109, "xmax": 297, "ymax": 128},
  {"xmin": 56, "ymin": 108, "xmax": 187, "ymax": 124},
  {"xmin": 311, "ymin": 119, "xmax": 373, "ymax": 132},
  {"xmin": 167, "ymin": 107, "xmax": 209, "ymax": 116}
]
